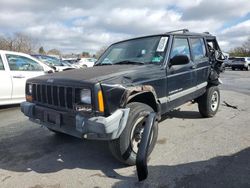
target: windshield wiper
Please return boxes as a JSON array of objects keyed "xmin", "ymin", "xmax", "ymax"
[{"xmin": 114, "ymin": 60, "xmax": 145, "ymax": 65}]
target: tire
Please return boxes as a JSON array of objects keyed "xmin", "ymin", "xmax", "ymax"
[
  {"xmin": 232, "ymin": 67, "xmax": 235, "ymax": 71},
  {"xmin": 81, "ymin": 65, "xmax": 87, "ymax": 69},
  {"xmin": 108, "ymin": 102, "xmax": 158, "ymax": 165},
  {"xmin": 198, "ymin": 86, "xmax": 220, "ymax": 118},
  {"xmin": 246, "ymin": 65, "xmax": 250, "ymax": 71}
]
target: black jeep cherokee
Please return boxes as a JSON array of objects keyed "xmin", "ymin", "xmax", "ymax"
[{"xmin": 21, "ymin": 29, "xmax": 224, "ymax": 165}]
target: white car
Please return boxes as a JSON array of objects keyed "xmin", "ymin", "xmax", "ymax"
[
  {"xmin": 78, "ymin": 58, "xmax": 97, "ymax": 68},
  {"xmin": 32, "ymin": 55, "xmax": 75, "ymax": 72},
  {"xmin": 0, "ymin": 50, "xmax": 54, "ymax": 105}
]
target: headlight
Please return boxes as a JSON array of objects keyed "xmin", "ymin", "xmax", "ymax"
[
  {"xmin": 80, "ymin": 89, "xmax": 91, "ymax": 104},
  {"xmin": 28, "ymin": 84, "xmax": 32, "ymax": 94}
]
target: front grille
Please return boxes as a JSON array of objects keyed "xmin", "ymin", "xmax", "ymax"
[{"xmin": 32, "ymin": 84, "xmax": 81, "ymax": 110}]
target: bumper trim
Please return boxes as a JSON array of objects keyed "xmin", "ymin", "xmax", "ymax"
[{"xmin": 21, "ymin": 102, "xmax": 130, "ymax": 140}]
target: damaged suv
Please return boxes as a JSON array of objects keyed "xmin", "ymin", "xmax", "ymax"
[{"xmin": 21, "ymin": 29, "xmax": 224, "ymax": 165}]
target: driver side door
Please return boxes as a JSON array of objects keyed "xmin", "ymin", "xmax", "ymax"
[
  {"xmin": 166, "ymin": 37, "xmax": 196, "ymax": 110},
  {"xmin": 5, "ymin": 53, "xmax": 45, "ymax": 100}
]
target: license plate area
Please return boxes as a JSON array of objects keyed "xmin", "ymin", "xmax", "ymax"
[{"xmin": 44, "ymin": 111, "xmax": 61, "ymax": 126}]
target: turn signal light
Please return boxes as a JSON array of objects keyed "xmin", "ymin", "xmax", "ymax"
[
  {"xmin": 98, "ymin": 90, "xmax": 104, "ymax": 112},
  {"xmin": 26, "ymin": 95, "xmax": 33, "ymax": 102}
]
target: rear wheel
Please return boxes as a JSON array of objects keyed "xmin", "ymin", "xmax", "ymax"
[
  {"xmin": 232, "ymin": 67, "xmax": 235, "ymax": 71},
  {"xmin": 246, "ymin": 65, "xmax": 250, "ymax": 71},
  {"xmin": 198, "ymin": 86, "xmax": 220, "ymax": 118},
  {"xmin": 108, "ymin": 102, "xmax": 158, "ymax": 165}
]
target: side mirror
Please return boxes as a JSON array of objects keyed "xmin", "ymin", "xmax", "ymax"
[{"xmin": 170, "ymin": 55, "xmax": 189, "ymax": 66}]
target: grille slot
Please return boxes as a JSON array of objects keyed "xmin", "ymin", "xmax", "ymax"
[{"xmin": 32, "ymin": 84, "xmax": 82, "ymax": 110}]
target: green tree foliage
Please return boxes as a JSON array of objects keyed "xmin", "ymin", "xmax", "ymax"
[
  {"xmin": 230, "ymin": 37, "xmax": 250, "ymax": 57},
  {"xmin": 38, "ymin": 46, "xmax": 46, "ymax": 54}
]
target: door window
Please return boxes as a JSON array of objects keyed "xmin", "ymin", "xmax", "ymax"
[
  {"xmin": 170, "ymin": 38, "xmax": 191, "ymax": 59},
  {"xmin": 190, "ymin": 38, "xmax": 206, "ymax": 61},
  {"xmin": 0, "ymin": 56, "xmax": 4, "ymax": 70},
  {"xmin": 6, "ymin": 54, "xmax": 43, "ymax": 71}
]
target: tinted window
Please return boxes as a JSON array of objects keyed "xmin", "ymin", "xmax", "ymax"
[
  {"xmin": 234, "ymin": 58, "xmax": 245, "ymax": 61},
  {"xmin": 0, "ymin": 56, "xmax": 4, "ymax": 70},
  {"xmin": 6, "ymin": 54, "xmax": 43, "ymax": 71},
  {"xmin": 190, "ymin": 38, "xmax": 206, "ymax": 60},
  {"xmin": 170, "ymin": 38, "xmax": 191, "ymax": 59}
]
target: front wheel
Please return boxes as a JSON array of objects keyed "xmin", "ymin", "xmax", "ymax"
[
  {"xmin": 197, "ymin": 86, "xmax": 220, "ymax": 118},
  {"xmin": 108, "ymin": 102, "xmax": 158, "ymax": 165}
]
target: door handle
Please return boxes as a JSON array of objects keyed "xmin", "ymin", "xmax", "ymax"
[{"xmin": 13, "ymin": 75, "xmax": 25, "ymax": 78}]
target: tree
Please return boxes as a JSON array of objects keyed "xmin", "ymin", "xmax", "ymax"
[
  {"xmin": 230, "ymin": 37, "xmax": 250, "ymax": 57},
  {"xmin": 81, "ymin": 51, "xmax": 90, "ymax": 57},
  {"xmin": 38, "ymin": 46, "xmax": 46, "ymax": 54},
  {"xmin": 95, "ymin": 46, "xmax": 107, "ymax": 58},
  {"xmin": 0, "ymin": 32, "xmax": 38, "ymax": 53},
  {"xmin": 47, "ymin": 48, "xmax": 61, "ymax": 56}
]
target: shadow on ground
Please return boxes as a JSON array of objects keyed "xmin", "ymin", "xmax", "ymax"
[
  {"xmin": 161, "ymin": 108, "xmax": 202, "ymax": 121},
  {"xmin": 0, "ymin": 126, "xmax": 129, "ymax": 180},
  {"xmin": 0, "ymin": 104, "xmax": 20, "ymax": 110},
  {"xmin": 113, "ymin": 147, "xmax": 250, "ymax": 188}
]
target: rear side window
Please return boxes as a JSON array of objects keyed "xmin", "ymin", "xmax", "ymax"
[
  {"xmin": 190, "ymin": 38, "xmax": 206, "ymax": 61},
  {"xmin": 0, "ymin": 56, "xmax": 4, "ymax": 70},
  {"xmin": 170, "ymin": 38, "xmax": 191, "ymax": 59}
]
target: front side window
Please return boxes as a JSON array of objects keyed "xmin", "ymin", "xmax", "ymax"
[
  {"xmin": 97, "ymin": 36, "xmax": 168, "ymax": 65},
  {"xmin": 170, "ymin": 38, "xmax": 191, "ymax": 59},
  {"xmin": 190, "ymin": 38, "xmax": 206, "ymax": 61},
  {"xmin": 0, "ymin": 56, "xmax": 4, "ymax": 70},
  {"xmin": 6, "ymin": 54, "xmax": 43, "ymax": 71}
]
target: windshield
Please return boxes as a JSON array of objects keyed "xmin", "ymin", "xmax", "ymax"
[
  {"xmin": 35, "ymin": 56, "xmax": 63, "ymax": 66},
  {"xmin": 96, "ymin": 36, "xmax": 168, "ymax": 65}
]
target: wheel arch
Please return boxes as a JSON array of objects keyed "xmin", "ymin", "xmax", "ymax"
[{"xmin": 123, "ymin": 85, "xmax": 161, "ymax": 115}]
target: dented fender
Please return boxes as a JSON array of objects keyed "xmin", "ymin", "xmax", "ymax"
[{"xmin": 101, "ymin": 83, "xmax": 160, "ymax": 116}]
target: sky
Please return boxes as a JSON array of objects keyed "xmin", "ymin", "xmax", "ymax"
[{"xmin": 0, "ymin": 0, "xmax": 249, "ymax": 54}]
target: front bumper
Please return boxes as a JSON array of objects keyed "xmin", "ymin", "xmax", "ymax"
[{"xmin": 21, "ymin": 102, "xmax": 130, "ymax": 140}]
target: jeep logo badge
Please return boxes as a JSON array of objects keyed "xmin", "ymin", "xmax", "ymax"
[{"xmin": 47, "ymin": 78, "xmax": 54, "ymax": 83}]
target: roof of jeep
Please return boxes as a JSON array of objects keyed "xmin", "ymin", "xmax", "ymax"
[{"xmin": 112, "ymin": 30, "xmax": 216, "ymax": 45}]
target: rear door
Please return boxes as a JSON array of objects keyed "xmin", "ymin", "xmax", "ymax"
[
  {"xmin": 5, "ymin": 53, "xmax": 45, "ymax": 100},
  {"xmin": 0, "ymin": 54, "xmax": 12, "ymax": 104},
  {"xmin": 189, "ymin": 37, "xmax": 210, "ymax": 86}
]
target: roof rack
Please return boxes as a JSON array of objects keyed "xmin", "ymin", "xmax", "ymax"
[{"xmin": 166, "ymin": 29, "xmax": 189, "ymax": 34}]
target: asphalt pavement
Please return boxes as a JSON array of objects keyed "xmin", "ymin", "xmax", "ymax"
[{"xmin": 0, "ymin": 70, "xmax": 249, "ymax": 188}]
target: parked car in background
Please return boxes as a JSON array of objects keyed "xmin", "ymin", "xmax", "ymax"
[
  {"xmin": 62, "ymin": 60, "xmax": 82, "ymax": 69},
  {"xmin": 32, "ymin": 55, "xmax": 75, "ymax": 72},
  {"xmin": 230, "ymin": 57, "xmax": 250, "ymax": 71},
  {"xmin": 78, "ymin": 58, "xmax": 97, "ymax": 68},
  {"xmin": 0, "ymin": 50, "xmax": 54, "ymax": 105}
]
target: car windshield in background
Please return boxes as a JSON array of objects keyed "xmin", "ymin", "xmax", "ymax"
[
  {"xmin": 96, "ymin": 36, "xmax": 168, "ymax": 65},
  {"xmin": 229, "ymin": 57, "xmax": 245, "ymax": 62},
  {"xmin": 34, "ymin": 56, "xmax": 63, "ymax": 66}
]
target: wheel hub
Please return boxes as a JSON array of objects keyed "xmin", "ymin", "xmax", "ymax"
[{"xmin": 211, "ymin": 91, "xmax": 219, "ymax": 111}]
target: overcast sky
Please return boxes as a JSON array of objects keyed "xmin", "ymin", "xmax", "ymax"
[{"xmin": 0, "ymin": 0, "xmax": 249, "ymax": 54}]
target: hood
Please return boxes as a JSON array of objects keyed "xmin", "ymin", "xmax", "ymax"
[{"xmin": 29, "ymin": 64, "xmax": 165, "ymax": 86}]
